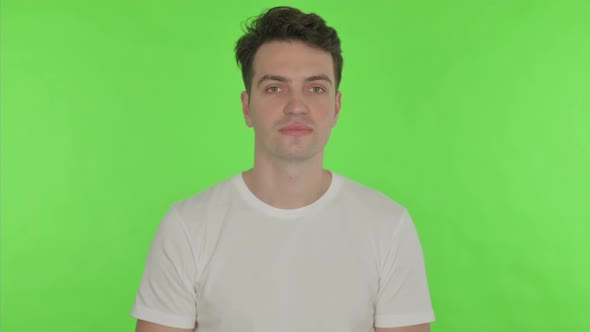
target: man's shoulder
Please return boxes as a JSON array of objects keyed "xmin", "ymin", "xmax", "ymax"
[
  {"xmin": 335, "ymin": 173, "xmax": 407, "ymax": 217},
  {"xmin": 169, "ymin": 174, "xmax": 239, "ymax": 223}
]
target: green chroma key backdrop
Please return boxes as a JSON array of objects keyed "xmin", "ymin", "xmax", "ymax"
[{"xmin": 2, "ymin": 0, "xmax": 589, "ymax": 331}]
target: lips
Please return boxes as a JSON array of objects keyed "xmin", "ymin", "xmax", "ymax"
[
  {"xmin": 280, "ymin": 123, "xmax": 312, "ymax": 131},
  {"xmin": 279, "ymin": 123, "xmax": 313, "ymax": 136}
]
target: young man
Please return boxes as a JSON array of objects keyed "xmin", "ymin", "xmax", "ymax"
[{"xmin": 131, "ymin": 6, "xmax": 435, "ymax": 332}]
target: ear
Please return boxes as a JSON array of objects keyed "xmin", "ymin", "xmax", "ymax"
[
  {"xmin": 331, "ymin": 91, "xmax": 342, "ymax": 127},
  {"xmin": 241, "ymin": 91, "xmax": 253, "ymax": 127}
]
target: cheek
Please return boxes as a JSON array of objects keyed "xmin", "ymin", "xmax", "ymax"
[
  {"xmin": 249, "ymin": 101, "xmax": 280, "ymax": 128},
  {"xmin": 314, "ymin": 98, "xmax": 337, "ymax": 118},
  {"xmin": 252, "ymin": 97, "xmax": 284, "ymax": 115}
]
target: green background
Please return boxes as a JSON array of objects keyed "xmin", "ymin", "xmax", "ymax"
[{"xmin": 2, "ymin": 0, "xmax": 589, "ymax": 331}]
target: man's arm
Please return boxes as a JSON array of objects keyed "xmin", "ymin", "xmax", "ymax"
[
  {"xmin": 131, "ymin": 208, "xmax": 199, "ymax": 331},
  {"xmin": 136, "ymin": 320, "xmax": 194, "ymax": 332},
  {"xmin": 376, "ymin": 323, "xmax": 430, "ymax": 332}
]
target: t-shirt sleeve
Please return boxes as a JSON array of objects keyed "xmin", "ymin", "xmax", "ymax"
[
  {"xmin": 130, "ymin": 206, "xmax": 198, "ymax": 329},
  {"xmin": 374, "ymin": 209, "xmax": 435, "ymax": 328}
]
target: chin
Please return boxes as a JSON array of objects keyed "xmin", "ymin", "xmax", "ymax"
[{"xmin": 280, "ymin": 150, "xmax": 319, "ymax": 162}]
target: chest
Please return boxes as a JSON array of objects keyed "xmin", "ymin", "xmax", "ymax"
[{"xmin": 195, "ymin": 218, "xmax": 378, "ymax": 331}]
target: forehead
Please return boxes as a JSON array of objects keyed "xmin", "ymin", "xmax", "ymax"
[{"xmin": 252, "ymin": 41, "xmax": 334, "ymax": 81}]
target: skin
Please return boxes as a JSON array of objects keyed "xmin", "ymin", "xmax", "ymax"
[
  {"xmin": 240, "ymin": 40, "xmax": 342, "ymax": 209},
  {"xmin": 136, "ymin": 40, "xmax": 430, "ymax": 332}
]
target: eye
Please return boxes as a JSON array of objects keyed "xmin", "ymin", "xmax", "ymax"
[
  {"xmin": 309, "ymin": 86, "xmax": 326, "ymax": 93},
  {"xmin": 266, "ymin": 86, "xmax": 282, "ymax": 93}
]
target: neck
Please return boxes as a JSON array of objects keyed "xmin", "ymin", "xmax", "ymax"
[{"xmin": 242, "ymin": 154, "xmax": 332, "ymax": 210}]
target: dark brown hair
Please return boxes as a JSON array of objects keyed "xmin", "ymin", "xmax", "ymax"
[{"xmin": 235, "ymin": 6, "xmax": 343, "ymax": 93}]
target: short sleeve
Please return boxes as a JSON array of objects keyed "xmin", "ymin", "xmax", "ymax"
[
  {"xmin": 130, "ymin": 206, "xmax": 198, "ymax": 329},
  {"xmin": 374, "ymin": 209, "xmax": 435, "ymax": 328}
]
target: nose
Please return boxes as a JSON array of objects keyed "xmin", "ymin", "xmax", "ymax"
[{"xmin": 284, "ymin": 91, "xmax": 309, "ymax": 115}]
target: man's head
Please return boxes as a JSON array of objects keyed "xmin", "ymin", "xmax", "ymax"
[
  {"xmin": 234, "ymin": 7, "xmax": 343, "ymax": 164},
  {"xmin": 235, "ymin": 6, "xmax": 343, "ymax": 94}
]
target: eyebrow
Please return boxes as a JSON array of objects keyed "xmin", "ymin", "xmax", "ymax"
[{"xmin": 256, "ymin": 74, "xmax": 333, "ymax": 88}]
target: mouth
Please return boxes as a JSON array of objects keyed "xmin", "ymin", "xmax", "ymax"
[{"xmin": 279, "ymin": 123, "xmax": 313, "ymax": 136}]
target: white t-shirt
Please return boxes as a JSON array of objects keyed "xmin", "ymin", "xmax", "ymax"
[{"xmin": 131, "ymin": 172, "xmax": 435, "ymax": 331}]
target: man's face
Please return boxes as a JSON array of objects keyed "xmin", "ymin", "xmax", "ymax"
[{"xmin": 241, "ymin": 41, "xmax": 342, "ymax": 163}]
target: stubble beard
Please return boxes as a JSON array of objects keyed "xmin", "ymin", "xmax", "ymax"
[{"xmin": 256, "ymin": 134, "xmax": 319, "ymax": 164}]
